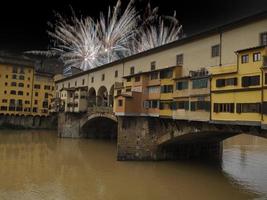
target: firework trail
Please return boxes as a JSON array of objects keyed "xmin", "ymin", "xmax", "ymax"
[{"xmin": 26, "ymin": 0, "xmax": 183, "ymax": 71}]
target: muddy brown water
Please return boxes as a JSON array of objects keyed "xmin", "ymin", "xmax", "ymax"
[{"xmin": 0, "ymin": 130, "xmax": 266, "ymax": 200}]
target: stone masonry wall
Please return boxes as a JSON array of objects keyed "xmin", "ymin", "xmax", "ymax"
[
  {"xmin": 117, "ymin": 116, "xmax": 223, "ymax": 161},
  {"xmin": 0, "ymin": 114, "xmax": 57, "ymax": 129}
]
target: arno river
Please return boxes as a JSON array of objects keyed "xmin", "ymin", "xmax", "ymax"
[{"xmin": 0, "ymin": 130, "xmax": 266, "ymax": 200}]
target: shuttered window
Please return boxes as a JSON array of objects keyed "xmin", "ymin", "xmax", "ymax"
[
  {"xmin": 213, "ymin": 103, "xmax": 234, "ymax": 113},
  {"xmin": 236, "ymin": 103, "xmax": 261, "ymax": 113},
  {"xmin": 216, "ymin": 78, "xmax": 237, "ymax": 87},
  {"xmin": 242, "ymin": 76, "xmax": 260, "ymax": 87},
  {"xmin": 262, "ymin": 102, "xmax": 267, "ymax": 115}
]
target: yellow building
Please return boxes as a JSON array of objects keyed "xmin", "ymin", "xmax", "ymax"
[
  {"xmin": 0, "ymin": 56, "xmax": 55, "ymax": 117},
  {"xmin": 114, "ymin": 65, "xmax": 211, "ymax": 121},
  {"xmin": 210, "ymin": 45, "xmax": 267, "ymax": 127}
]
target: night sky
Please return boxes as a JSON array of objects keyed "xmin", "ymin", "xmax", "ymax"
[{"xmin": 0, "ymin": 0, "xmax": 266, "ymax": 53}]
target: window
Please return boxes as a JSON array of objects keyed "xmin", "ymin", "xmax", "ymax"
[
  {"xmin": 126, "ymin": 88, "xmax": 131, "ymax": 92},
  {"xmin": 176, "ymin": 54, "xmax": 183, "ymax": 65},
  {"xmin": 10, "ymin": 90, "xmax": 16, "ymax": 95},
  {"xmin": 115, "ymin": 70, "xmax": 118, "ymax": 78},
  {"xmin": 160, "ymin": 69, "xmax": 172, "ymax": 79},
  {"xmin": 35, "ymin": 92, "xmax": 38, "ymax": 97},
  {"xmin": 34, "ymin": 100, "xmax": 38, "ymax": 105},
  {"xmin": 118, "ymin": 99, "xmax": 123, "ymax": 107},
  {"xmin": 253, "ymin": 52, "xmax": 261, "ymax": 62},
  {"xmin": 265, "ymin": 73, "xmax": 267, "ymax": 85},
  {"xmin": 2, "ymin": 99, "xmax": 7, "ymax": 103},
  {"xmin": 150, "ymin": 72, "xmax": 159, "ymax": 80},
  {"xmin": 190, "ymin": 101, "xmax": 210, "ymax": 111},
  {"xmin": 102, "ymin": 74, "xmax": 105, "ymax": 81},
  {"xmin": 45, "ymin": 93, "xmax": 49, "ymax": 98},
  {"xmin": 25, "ymin": 101, "xmax": 30, "ymax": 104},
  {"xmin": 18, "ymin": 83, "xmax": 24, "ymax": 87},
  {"xmin": 161, "ymin": 85, "xmax": 173, "ymax": 93},
  {"xmin": 28, "ymin": 77, "xmax": 30, "ymax": 81},
  {"xmin": 126, "ymin": 77, "xmax": 131, "ymax": 82},
  {"xmin": 43, "ymin": 101, "xmax": 48, "ymax": 108},
  {"xmin": 82, "ymin": 79, "xmax": 85, "ymax": 85},
  {"xmin": 19, "ymin": 75, "xmax": 24, "ymax": 80},
  {"xmin": 260, "ymin": 32, "xmax": 267, "ymax": 46},
  {"xmin": 12, "ymin": 67, "xmax": 18, "ymax": 73},
  {"xmin": 149, "ymin": 100, "xmax": 159, "ymax": 109},
  {"xmin": 135, "ymin": 76, "xmax": 140, "ymax": 82},
  {"xmin": 33, "ymin": 108, "xmax": 38, "ymax": 113},
  {"xmin": 242, "ymin": 76, "xmax": 260, "ymax": 87},
  {"xmin": 130, "ymin": 66, "xmax": 135, "ymax": 75},
  {"xmin": 34, "ymin": 84, "xmax": 40, "ymax": 89},
  {"xmin": 75, "ymin": 81, "xmax": 77, "ymax": 86},
  {"xmin": 236, "ymin": 103, "xmax": 261, "ymax": 113},
  {"xmin": 20, "ymin": 68, "xmax": 24, "ymax": 74},
  {"xmin": 5, "ymin": 75, "xmax": 8, "ymax": 78},
  {"xmin": 213, "ymin": 103, "xmax": 235, "ymax": 113},
  {"xmin": 241, "ymin": 54, "xmax": 249, "ymax": 63},
  {"xmin": 211, "ymin": 44, "xmax": 220, "ymax": 57},
  {"xmin": 148, "ymin": 86, "xmax": 160, "ymax": 94},
  {"xmin": 18, "ymin": 91, "xmax": 23, "ymax": 96},
  {"xmin": 151, "ymin": 61, "xmax": 156, "ymax": 70},
  {"xmin": 0, "ymin": 106, "xmax": 7, "ymax": 111},
  {"xmin": 44, "ymin": 85, "xmax": 50, "ymax": 90},
  {"xmin": 12, "ymin": 74, "xmax": 17, "ymax": 79},
  {"xmin": 5, "ymin": 82, "xmax": 8, "ymax": 86},
  {"xmin": 91, "ymin": 77, "xmax": 94, "ymax": 83},
  {"xmin": 175, "ymin": 101, "xmax": 189, "ymax": 110},
  {"xmin": 192, "ymin": 78, "xmax": 208, "ymax": 89},
  {"xmin": 216, "ymin": 78, "xmax": 237, "ymax": 87},
  {"xmin": 11, "ymin": 82, "xmax": 17, "ymax": 86},
  {"xmin": 68, "ymin": 83, "xmax": 70, "ymax": 88},
  {"xmin": 262, "ymin": 102, "xmax": 267, "ymax": 115},
  {"xmin": 176, "ymin": 81, "xmax": 188, "ymax": 90}
]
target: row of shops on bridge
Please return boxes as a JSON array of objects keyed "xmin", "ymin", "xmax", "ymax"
[{"xmin": 114, "ymin": 45, "xmax": 267, "ymax": 128}]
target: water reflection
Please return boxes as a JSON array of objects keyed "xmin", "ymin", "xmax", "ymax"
[
  {"xmin": 0, "ymin": 130, "xmax": 266, "ymax": 200},
  {"xmin": 223, "ymin": 134, "xmax": 267, "ymax": 200}
]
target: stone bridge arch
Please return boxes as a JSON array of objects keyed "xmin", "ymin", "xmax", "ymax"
[
  {"xmin": 117, "ymin": 117, "xmax": 267, "ymax": 161},
  {"xmin": 88, "ymin": 87, "xmax": 96, "ymax": 106},
  {"xmin": 97, "ymin": 86, "xmax": 108, "ymax": 107},
  {"xmin": 81, "ymin": 113, "xmax": 118, "ymax": 139}
]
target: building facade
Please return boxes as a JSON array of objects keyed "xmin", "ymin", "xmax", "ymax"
[
  {"xmin": 0, "ymin": 57, "xmax": 55, "ymax": 117},
  {"xmin": 54, "ymin": 11, "xmax": 267, "ymax": 128}
]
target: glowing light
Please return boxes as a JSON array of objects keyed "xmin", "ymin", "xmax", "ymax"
[{"xmin": 26, "ymin": 0, "xmax": 183, "ymax": 71}]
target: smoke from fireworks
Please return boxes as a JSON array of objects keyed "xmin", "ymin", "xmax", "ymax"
[{"xmin": 26, "ymin": 0, "xmax": 183, "ymax": 71}]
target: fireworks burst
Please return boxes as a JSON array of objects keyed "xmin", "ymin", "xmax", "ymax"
[{"xmin": 26, "ymin": 0, "xmax": 183, "ymax": 71}]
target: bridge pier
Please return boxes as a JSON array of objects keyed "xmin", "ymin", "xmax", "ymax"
[
  {"xmin": 117, "ymin": 116, "xmax": 224, "ymax": 161},
  {"xmin": 58, "ymin": 112, "xmax": 83, "ymax": 138}
]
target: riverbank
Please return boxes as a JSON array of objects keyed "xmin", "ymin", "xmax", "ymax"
[{"xmin": 0, "ymin": 114, "xmax": 57, "ymax": 129}]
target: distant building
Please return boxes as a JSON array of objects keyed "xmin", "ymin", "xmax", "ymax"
[{"xmin": 0, "ymin": 55, "xmax": 56, "ymax": 116}]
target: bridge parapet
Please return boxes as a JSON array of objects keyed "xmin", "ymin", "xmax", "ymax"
[{"xmin": 87, "ymin": 106, "xmax": 113, "ymax": 115}]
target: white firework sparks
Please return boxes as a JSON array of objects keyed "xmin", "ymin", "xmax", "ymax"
[
  {"xmin": 97, "ymin": 0, "xmax": 138, "ymax": 63},
  {"xmin": 133, "ymin": 4, "xmax": 183, "ymax": 53},
  {"xmin": 26, "ymin": 0, "xmax": 183, "ymax": 71}
]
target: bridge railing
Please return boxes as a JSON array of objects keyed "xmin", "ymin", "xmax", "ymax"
[{"xmin": 87, "ymin": 106, "xmax": 113, "ymax": 114}]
